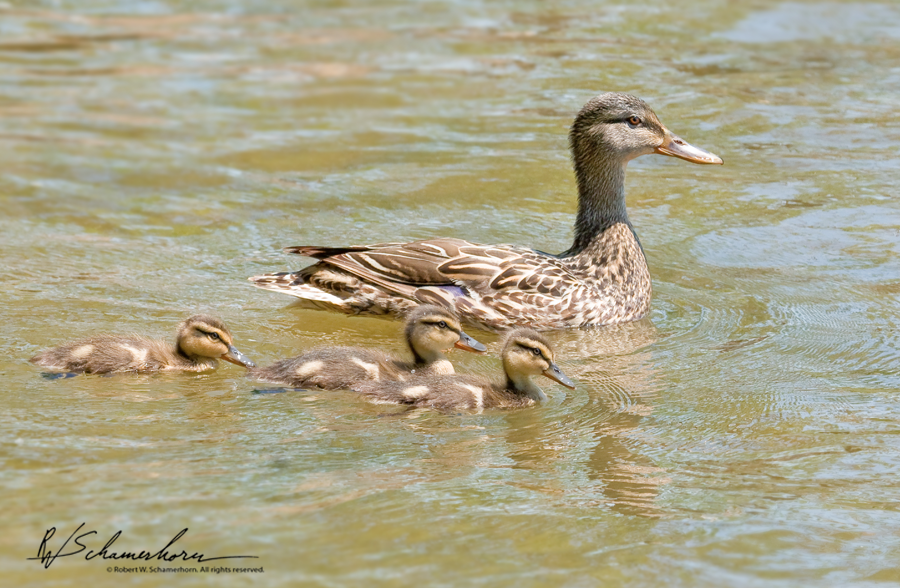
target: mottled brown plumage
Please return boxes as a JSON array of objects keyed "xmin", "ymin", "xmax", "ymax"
[
  {"xmin": 248, "ymin": 305, "xmax": 485, "ymax": 389},
  {"xmin": 249, "ymin": 92, "xmax": 723, "ymax": 330},
  {"xmin": 353, "ymin": 328, "xmax": 576, "ymax": 410},
  {"xmin": 30, "ymin": 315, "xmax": 256, "ymax": 374}
]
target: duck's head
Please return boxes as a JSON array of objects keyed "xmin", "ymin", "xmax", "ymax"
[
  {"xmin": 405, "ymin": 305, "xmax": 486, "ymax": 363},
  {"xmin": 501, "ymin": 328, "xmax": 576, "ymax": 389},
  {"xmin": 570, "ymin": 92, "xmax": 723, "ymax": 166},
  {"xmin": 176, "ymin": 315, "xmax": 256, "ymax": 368}
]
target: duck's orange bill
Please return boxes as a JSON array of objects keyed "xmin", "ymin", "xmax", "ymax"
[{"xmin": 655, "ymin": 132, "xmax": 723, "ymax": 165}]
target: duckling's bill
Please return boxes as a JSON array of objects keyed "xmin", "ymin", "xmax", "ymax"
[
  {"xmin": 543, "ymin": 362, "xmax": 576, "ymax": 389},
  {"xmin": 222, "ymin": 345, "xmax": 256, "ymax": 368},
  {"xmin": 454, "ymin": 331, "xmax": 487, "ymax": 353},
  {"xmin": 655, "ymin": 132, "xmax": 723, "ymax": 165}
]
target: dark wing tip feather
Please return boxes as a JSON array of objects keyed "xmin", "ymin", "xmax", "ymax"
[{"xmin": 284, "ymin": 245, "xmax": 373, "ymax": 258}]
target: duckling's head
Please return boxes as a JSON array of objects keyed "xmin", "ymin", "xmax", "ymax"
[
  {"xmin": 501, "ymin": 328, "xmax": 576, "ymax": 389},
  {"xmin": 570, "ymin": 92, "xmax": 722, "ymax": 166},
  {"xmin": 404, "ymin": 305, "xmax": 486, "ymax": 364},
  {"xmin": 176, "ymin": 315, "xmax": 256, "ymax": 368}
]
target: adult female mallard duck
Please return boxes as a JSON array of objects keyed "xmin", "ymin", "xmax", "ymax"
[
  {"xmin": 249, "ymin": 304, "xmax": 486, "ymax": 389},
  {"xmin": 30, "ymin": 314, "xmax": 256, "ymax": 374},
  {"xmin": 249, "ymin": 92, "xmax": 722, "ymax": 330},
  {"xmin": 353, "ymin": 328, "xmax": 575, "ymax": 410}
]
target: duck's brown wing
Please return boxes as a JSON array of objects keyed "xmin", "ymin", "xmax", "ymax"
[
  {"xmin": 287, "ymin": 239, "xmax": 458, "ymax": 287},
  {"xmin": 288, "ymin": 238, "xmax": 580, "ymax": 303}
]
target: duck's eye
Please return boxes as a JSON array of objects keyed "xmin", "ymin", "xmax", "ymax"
[
  {"xmin": 627, "ymin": 115, "xmax": 641, "ymax": 127},
  {"xmin": 438, "ymin": 321, "xmax": 447, "ymax": 329},
  {"xmin": 208, "ymin": 332, "xmax": 220, "ymax": 341},
  {"xmin": 532, "ymin": 348, "xmax": 541, "ymax": 356}
]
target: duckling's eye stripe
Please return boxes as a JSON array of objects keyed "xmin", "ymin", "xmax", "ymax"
[
  {"xmin": 524, "ymin": 343, "xmax": 550, "ymax": 360},
  {"xmin": 517, "ymin": 343, "xmax": 543, "ymax": 357},
  {"xmin": 421, "ymin": 319, "xmax": 456, "ymax": 330}
]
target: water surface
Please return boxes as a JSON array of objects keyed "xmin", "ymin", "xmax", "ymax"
[{"xmin": 3, "ymin": 0, "xmax": 900, "ymax": 586}]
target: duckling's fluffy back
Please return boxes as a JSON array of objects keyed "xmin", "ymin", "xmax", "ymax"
[
  {"xmin": 29, "ymin": 334, "xmax": 211, "ymax": 374},
  {"xmin": 249, "ymin": 345, "xmax": 446, "ymax": 390},
  {"xmin": 353, "ymin": 374, "xmax": 537, "ymax": 411}
]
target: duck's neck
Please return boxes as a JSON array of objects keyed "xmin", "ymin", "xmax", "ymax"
[
  {"xmin": 506, "ymin": 373, "xmax": 547, "ymax": 402},
  {"xmin": 175, "ymin": 342, "xmax": 196, "ymax": 364},
  {"xmin": 409, "ymin": 340, "xmax": 447, "ymax": 369},
  {"xmin": 174, "ymin": 346, "xmax": 216, "ymax": 369},
  {"xmin": 564, "ymin": 152, "xmax": 636, "ymax": 256}
]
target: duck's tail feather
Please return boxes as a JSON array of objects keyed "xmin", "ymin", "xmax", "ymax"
[
  {"xmin": 249, "ymin": 272, "xmax": 354, "ymax": 310},
  {"xmin": 248, "ymin": 270, "xmax": 419, "ymax": 317}
]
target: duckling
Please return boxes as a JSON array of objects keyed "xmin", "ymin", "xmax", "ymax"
[
  {"xmin": 249, "ymin": 305, "xmax": 486, "ymax": 389},
  {"xmin": 30, "ymin": 314, "xmax": 256, "ymax": 374},
  {"xmin": 353, "ymin": 328, "xmax": 575, "ymax": 410}
]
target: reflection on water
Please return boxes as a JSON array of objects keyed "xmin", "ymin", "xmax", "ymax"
[{"xmin": 4, "ymin": 0, "xmax": 900, "ymax": 585}]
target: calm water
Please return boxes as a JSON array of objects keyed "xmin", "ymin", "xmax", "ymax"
[{"xmin": 3, "ymin": 0, "xmax": 900, "ymax": 586}]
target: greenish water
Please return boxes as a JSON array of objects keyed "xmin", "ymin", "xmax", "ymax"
[{"xmin": 3, "ymin": 0, "xmax": 900, "ymax": 586}]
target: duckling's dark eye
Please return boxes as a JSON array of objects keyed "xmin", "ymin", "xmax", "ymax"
[
  {"xmin": 532, "ymin": 348, "xmax": 541, "ymax": 356},
  {"xmin": 208, "ymin": 332, "xmax": 220, "ymax": 341},
  {"xmin": 438, "ymin": 321, "xmax": 447, "ymax": 329},
  {"xmin": 627, "ymin": 115, "xmax": 641, "ymax": 127}
]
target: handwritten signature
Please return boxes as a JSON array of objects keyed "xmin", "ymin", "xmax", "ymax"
[{"xmin": 29, "ymin": 524, "xmax": 259, "ymax": 569}]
